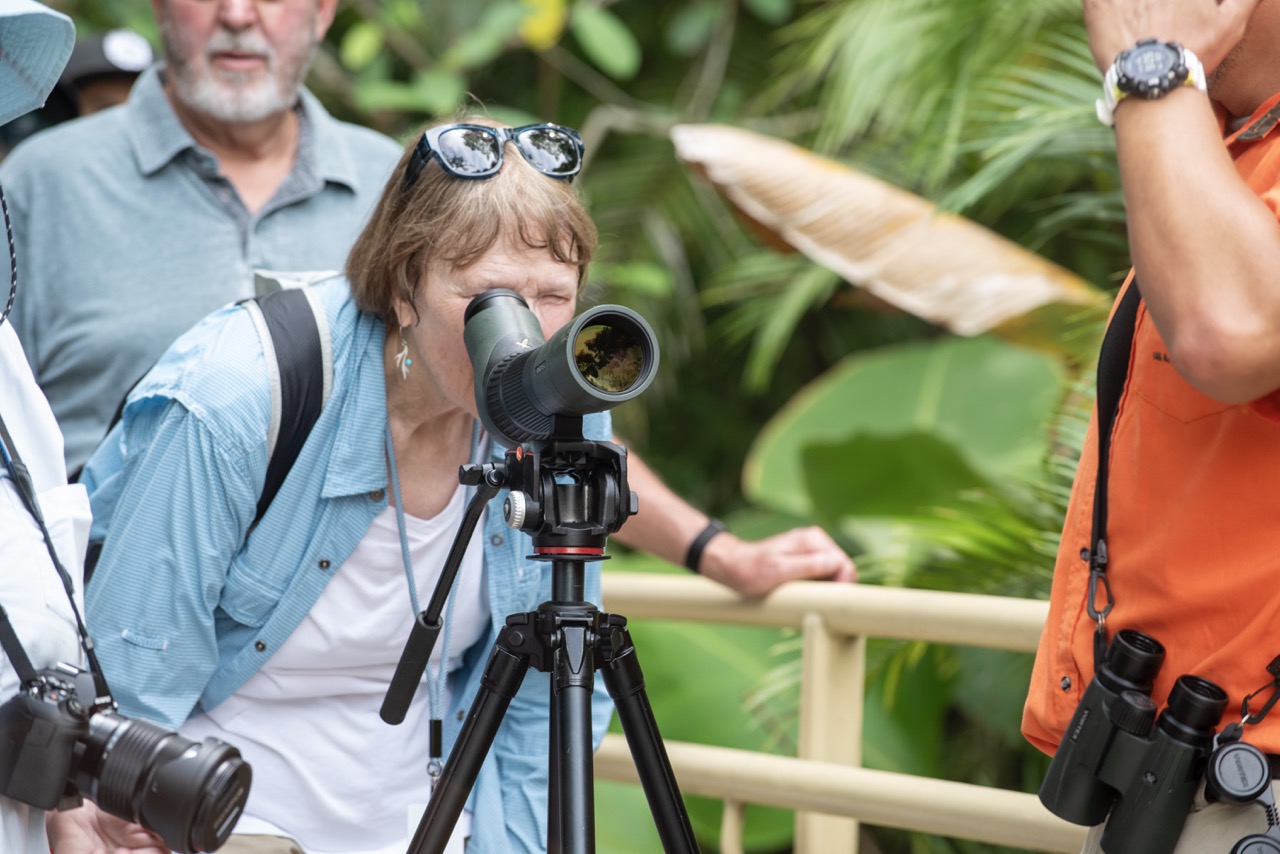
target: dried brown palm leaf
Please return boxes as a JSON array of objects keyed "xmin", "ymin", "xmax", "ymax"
[{"xmin": 670, "ymin": 123, "xmax": 1107, "ymax": 340}]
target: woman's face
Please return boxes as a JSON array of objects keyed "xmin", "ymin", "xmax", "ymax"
[{"xmin": 398, "ymin": 235, "xmax": 580, "ymax": 419}]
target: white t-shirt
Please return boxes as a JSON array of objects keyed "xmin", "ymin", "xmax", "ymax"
[
  {"xmin": 182, "ymin": 481, "xmax": 489, "ymax": 854},
  {"xmin": 0, "ymin": 322, "xmax": 92, "ymax": 854}
]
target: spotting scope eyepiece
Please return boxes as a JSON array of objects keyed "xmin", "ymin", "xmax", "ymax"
[{"xmin": 463, "ymin": 289, "xmax": 659, "ymax": 446}]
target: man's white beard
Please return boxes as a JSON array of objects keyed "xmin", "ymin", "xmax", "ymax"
[
  {"xmin": 165, "ymin": 24, "xmax": 314, "ymax": 124},
  {"xmin": 177, "ymin": 69, "xmax": 296, "ymax": 123}
]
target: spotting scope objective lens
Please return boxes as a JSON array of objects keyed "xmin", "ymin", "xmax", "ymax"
[{"xmin": 464, "ymin": 289, "xmax": 659, "ymax": 446}]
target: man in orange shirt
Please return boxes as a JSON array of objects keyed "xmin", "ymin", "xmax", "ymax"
[{"xmin": 1023, "ymin": 0, "xmax": 1280, "ymax": 850}]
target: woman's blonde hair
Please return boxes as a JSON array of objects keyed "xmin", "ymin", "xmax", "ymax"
[{"xmin": 346, "ymin": 116, "xmax": 598, "ymax": 324}]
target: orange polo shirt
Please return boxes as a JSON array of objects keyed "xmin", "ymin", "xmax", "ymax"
[{"xmin": 1024, "ymin": 90, "xmax": 1280, "ymax": 756}]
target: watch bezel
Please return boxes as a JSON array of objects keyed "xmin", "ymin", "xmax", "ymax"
[{"xmin": 1115, "ymin": 38, "xmax": 1190, "ymax": 100}]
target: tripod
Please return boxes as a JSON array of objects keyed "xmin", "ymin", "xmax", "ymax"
[{"xmin": 381, "ymin": 432, "xmax": 700, "ymax": 854}]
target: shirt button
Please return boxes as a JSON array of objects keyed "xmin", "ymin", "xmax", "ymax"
[
  {"xmin": 370, "ymin": 489, "xmax": 385, "ymax": 501},
  {"xmin": 318, "ymin": 559, "xmax": 331, "ymax": 570},
  {"xmin": 456, "ymin": 710, "xmax": 465, "ymax": 721},
  {"xmin": 1060, "ymin": 677, "xmax": 1072, "ymax": 691},
  {"xmin": 490, "ymin": 534, "xmax": 504, "ymax": 546},
  {"xmin": 255, "ymin": 641, "xmax": 267, "ymax": 652}
]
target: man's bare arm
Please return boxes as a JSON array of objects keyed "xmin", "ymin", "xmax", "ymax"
[{"xmin": 1083, "ymin": 0, "xmax": 1280, "ymax": 403}]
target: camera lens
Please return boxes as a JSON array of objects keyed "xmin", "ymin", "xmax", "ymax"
[
  {"xmin": 573, "ymin": 318, "xmax": 648, "ymax": 394},
  {"xmin": 79, "ymin": 712, "xmax": 251, "ymax": 853}
]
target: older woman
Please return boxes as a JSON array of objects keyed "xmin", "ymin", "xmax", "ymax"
[{"xmin": 81, "ymin": 117, "xmax": 853, "ymax": 854}]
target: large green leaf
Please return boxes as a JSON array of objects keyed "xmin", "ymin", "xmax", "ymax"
[
  {"xmin": 801, "ymin": 432, "xmax": 989, "ymax": 520},
  {"xmin": 595, "ymin": 780, "xmax": 664, "ymax": 853},
  {"xmin": 665, "ymin": 1, "xmax": 719, "ymax": 57},
  {"xmin": 339, "ymin": 21, "xmax": 384, "ymax": 72},
  {"xmin": 742, "ymin": 0, "xmax": 792, "ymax": 25},
  {"xmin": 353, "ymin": 69, "xmax": 468, "ymax": 117},
  {"xmin": 570, "ymin": 3, "xmax": 642, "ymax": 80},
  {"xmin": 862, "ymin": 642, "xmax": 955, "ymax": 777},
  {"xmin": 441, "ymin": 3, "xmax": 528, "ymax": 70},
  {"xmin": 744, "ymin": 336, "xmax": 1063, "ymax": 517}
]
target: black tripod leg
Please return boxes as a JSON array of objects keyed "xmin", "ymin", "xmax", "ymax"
[
  {"xmin": 600, "ymin": 621, "xmax": 700, "ymax": 854},
  {"xmin": 548, "ymin": 685, "xmax": 562, "ymax": 850},
  {"xmin": 407, "ymin": 632, "xmax": 529, "ymax": 854},
  {"xmin": 551, "ymin": 621, "xmax": 596, "ymax": 854}
]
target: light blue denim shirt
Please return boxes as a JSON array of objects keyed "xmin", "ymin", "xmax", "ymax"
[{"xmin": 81, "ymin": 276, "xmax": 614, "ymax": 853}]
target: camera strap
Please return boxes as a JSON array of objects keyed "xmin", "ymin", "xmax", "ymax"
[
  {"xmin": 0, "ymin": 604, "xmax": 39, "ymax": 686},
  {"xmin": 0, "ymin": 408, "xmax": 111, "ymax": 700},
  {"xmin": 1086, "ymin": 279, "xmax": 1142, "ymax": 670},
  {"xmin": 0, "ymin": 183, "xmax": 16, "ymax": 330},
  {"xmin": 1242, "ymin": 655, "xmax": 1280, "ymax": 726}
]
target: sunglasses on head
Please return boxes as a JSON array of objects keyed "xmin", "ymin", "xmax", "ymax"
[{"xmin": 401, "ymin": 123, "xmax": 584, "ymax": 190}]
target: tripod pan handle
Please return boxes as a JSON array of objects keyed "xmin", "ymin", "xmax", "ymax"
[{"xmin": 380, "ymin": 614, "xmax": 442, "ymax": 725}]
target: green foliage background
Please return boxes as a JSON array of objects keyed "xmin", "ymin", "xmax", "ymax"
[{"xmin": 43, "ymin": 1, "xmax": 1132, "ymax": 851}]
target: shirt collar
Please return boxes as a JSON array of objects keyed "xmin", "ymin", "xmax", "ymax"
[
  {"xmin": 126, "ymin": 62, "xmax": 363, "ymax": 192},
  {"xmin": 322, "ymin": 309, "xmax": 390, "ymax": 498},
  {"xmin": 1224, "ymin": 90, "xmax": 1280, "ymax": 146}
]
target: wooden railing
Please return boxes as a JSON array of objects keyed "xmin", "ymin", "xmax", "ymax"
[{"xmin": 598, "ymin": 572, "xmax": 1087, "ymax": 853}]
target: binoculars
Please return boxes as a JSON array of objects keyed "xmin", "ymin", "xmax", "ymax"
[{"xmin": 1039, "ymin": 629, "xmax": 1279, "ymax": 854}]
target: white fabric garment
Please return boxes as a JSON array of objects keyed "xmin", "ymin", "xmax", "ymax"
[
  {"xmin": 182, "ymin": 482, "xmax": 488, "ymax": 854},
  {"xmin": 0, "ymin": 321, "xmax": 92, "ymax": 854}
]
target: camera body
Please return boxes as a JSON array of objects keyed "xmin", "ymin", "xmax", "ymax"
[
  {"xmin": 0, "ymin": 661, "xmax": 251, "ymax": 853},
  {"xmin": 1040, "ymin": 629, "xmax": 1232, "ymax": 854}
]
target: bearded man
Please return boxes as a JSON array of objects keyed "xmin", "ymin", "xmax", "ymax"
[{"xmin": 0, "ymin": 0, "xmax": 400, "ymax": 474}]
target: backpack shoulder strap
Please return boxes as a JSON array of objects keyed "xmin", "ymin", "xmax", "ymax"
[
  {"xmin": 82, "ymin": 283, "xmax": 332, "ymax": 580},
  {"xmin": 239, "ymin": 285, "xmax": 332, "ymax": 527}
]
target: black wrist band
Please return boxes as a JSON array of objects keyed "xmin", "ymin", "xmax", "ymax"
[{"xmin": 684, "ymin": 518, "xmax": 727, "ymax": 573}]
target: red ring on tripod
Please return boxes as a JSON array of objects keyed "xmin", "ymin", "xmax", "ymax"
[{"xmin": 534, "ymin": 546, "xmax": 606, "ymax": 556}]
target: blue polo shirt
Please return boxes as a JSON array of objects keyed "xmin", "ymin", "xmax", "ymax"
[{"xmin": 0, "ymin": 64, "xmax": 402, "ymax": 470}]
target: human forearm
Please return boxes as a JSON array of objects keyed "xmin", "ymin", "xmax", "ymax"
[
  {"xmin": 86, "ymin": 404, "xmax": 244, "ymax": 727},
  {"xmin": 1082, "ymin": 0, "xmax": 1280, "ymax": 402},
  {"xmin": 610, "ymin": 444, "xmax": 710, "ymax": 568},
  {"xmin": 612, "ymin": 439, "xmax": 856, "ymax": 597},
  {"xmin": 1113, "ymin": 93, "xmax": 1280, "ymax": 403}
]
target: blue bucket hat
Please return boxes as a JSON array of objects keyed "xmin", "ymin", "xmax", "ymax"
[{"xmin": 0, "ymin": 0, "xmax": 73, "ymax": 127}]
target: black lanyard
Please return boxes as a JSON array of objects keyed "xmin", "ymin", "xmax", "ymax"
[{"xmin": 1085, "ymin": 280, "xmax": 1142, "ymax": 670}]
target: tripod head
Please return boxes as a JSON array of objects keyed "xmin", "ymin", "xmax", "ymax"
[{"xmin": 495, "ymin": 427, "xmax": 637, "ymax": 556}]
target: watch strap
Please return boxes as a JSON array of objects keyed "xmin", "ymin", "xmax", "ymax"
[
  {"xmin": 684, "ymin": 518, "xmax": 727, "ymax": 573},
  {"xmin": 1095, "ymin": 42, "xmax": 1207, "ymax": 128}
]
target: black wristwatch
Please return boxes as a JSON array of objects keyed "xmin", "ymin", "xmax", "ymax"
[{"xmin": 1096, "ymin": 39, "xmax": 1206, "ymax": 127}]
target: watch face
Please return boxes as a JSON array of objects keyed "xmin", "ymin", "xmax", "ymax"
[{"xmin": 1117, "ymin": 40, "xmax": 1188, "ymax": 98}]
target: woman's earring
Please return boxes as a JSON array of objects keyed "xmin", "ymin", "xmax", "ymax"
[{"xmin": 395, "ymin": 327, "xmax": 413, "ymax": 379}]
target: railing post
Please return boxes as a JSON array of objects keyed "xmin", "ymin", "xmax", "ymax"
[
  {"xmin": 720, "ymin": 799, "xmax": 746, "ymax": 854},
  {"xmin": 796, "ymin": 612, "xmax": 865, "ymax": 852}
]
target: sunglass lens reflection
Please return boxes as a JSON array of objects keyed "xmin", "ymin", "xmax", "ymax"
[
  {"xmin": 516, "ymin": 128, "xmax": 580, "ymax": 176},
  {"xmin": 436, "ymin": 128, "xmax": 502, "ymax": 176}
]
